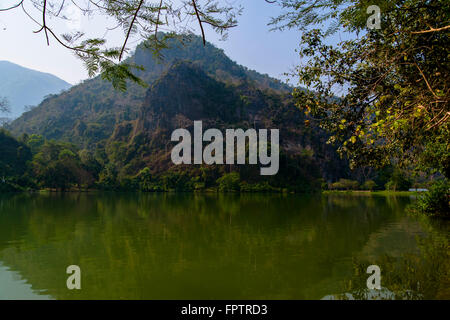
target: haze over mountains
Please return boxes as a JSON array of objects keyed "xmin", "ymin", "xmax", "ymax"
[{"xmin": 0, "ymin": 61, "xmax": 72, "ymax": 119}]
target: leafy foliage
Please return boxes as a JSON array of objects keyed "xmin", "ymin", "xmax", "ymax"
[
  {"xmin": 216, "ymin": 172, "xmax": 240, "ymax": 192},
  {"xmin": 271, "ymin": 0, "xmax": 449, "ymax": 178},
  {"xmin": 330, "ymin": 178, "xmax": 359, "ymax": 191},
  {"xmin": 361, "ymin": 179, "xmax": 377, "ymax": 191},
  {"xmin": 0, "ymin": 129, "xmax": 31, "ymax": 178},
  {"xmin": 414, "ymin": 180, "xmax": 449, "ymax": 218},
  {"xmin": 385, "ymin": 169, "xmax": 412, "ymax": 191}
]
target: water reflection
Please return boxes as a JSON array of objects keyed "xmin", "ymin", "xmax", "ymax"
[{"xmin": 0, "ymin": 193, "xmax": 447, "ymax": 299}]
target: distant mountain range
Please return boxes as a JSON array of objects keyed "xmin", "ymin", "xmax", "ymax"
[
  {"xmin": 0, "ymin": 61, "xmax": 72, "ymax": 119},
  {"xmin": 6, "ymin": 34, "xmax": 350, "ymax": 183}
]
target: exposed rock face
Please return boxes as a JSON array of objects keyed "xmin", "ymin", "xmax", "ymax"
[
  {"xmin": 7, "ymin": 35, "xmax": 290, "ymax": 148},
  {"xmin": 137, "ymin": 62, "xmax": 242, "ymax": 133},
  {"xmin": 7, "ymin": 35, "xmax": 350, "ymax": 182},
  {"xmin": 107, "ymin": 61, "xmax": 346, "ymax": 182}
]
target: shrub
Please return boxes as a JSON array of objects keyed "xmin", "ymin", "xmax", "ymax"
[
  {"xmin": 385, "ymin": 169, "xmax": 412, "ymax": 191},
  {"xmin": 361, "ymin": 180, "xmax": 377, "ymax": 191},
  {"xmin": 415, "ymin": 180, "xmax": 449, "ymax": 219},
  {"xmin": 330, "ymin": 179, "xmax": 359, "ymax": 190},
  {"xmin": 216, "ymin": 172, "xmax": 240, "ymax": 192}
]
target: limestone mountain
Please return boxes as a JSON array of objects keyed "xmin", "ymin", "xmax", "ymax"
[
  {"xmin": 104, "ymin": 61, "xmax": 346, "ymax": 185},
  {"xmin": 7, "ymin": 35, "xmax": 289, "ymax": 148},
  {"xmin": 7, "ymin": 35, "xmax": 350, "ymax": 185}
]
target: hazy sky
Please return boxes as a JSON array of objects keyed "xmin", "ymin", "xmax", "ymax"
[{"xmin": 0, "ymin": 1, "xmax": 307, "ymax": 85}]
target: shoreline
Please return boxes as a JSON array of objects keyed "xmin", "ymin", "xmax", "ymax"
[
  {"xmin": 0, "ymin": 188, "xmax": 420, "ymax": 196},
  {"xmin": 322, "ymin": 190, "xmax": 419, "ymax": 196}
]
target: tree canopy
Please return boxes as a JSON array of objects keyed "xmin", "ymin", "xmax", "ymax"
[
  {"xmin": 270, "ymin": 0, "xmax": 449, "ymax": 178},
  {"xmin": 0, "ymin": 97, "xmax": 10, "ymax": 114}
]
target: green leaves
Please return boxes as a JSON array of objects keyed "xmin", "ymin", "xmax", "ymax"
[
  {"xmin": 287, "ymin": 0, "xmax": 450, "ymax": 177},
  {"xmin": 100, "ymin": 63, "xmax": 147, "ymax": 92}
]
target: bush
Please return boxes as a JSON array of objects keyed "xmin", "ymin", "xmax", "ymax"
[
  {"xmin": 0, "ymin": 180, "xmax": 24, "ymax": 192},
  {"xmin": 385, "ymin": 169, "xmax": 412, "ymax": 191},
  {"xmin": 216, "ymin": 172, "xmax": 240, "ymax": 192},
  {"xmin": 330, "ymin": 179, "xmax": 359, "ymax": 190},
  {"xmin": 361, "ymin": 180, "xmax": 377, "ymax": 191},
  {"xmin": 161, "ymin": 171, "xmax": 191, "ymax": 191},
  {"xmin": 415, "ymin": 180, "xmax": 449, "ymax": 219}
]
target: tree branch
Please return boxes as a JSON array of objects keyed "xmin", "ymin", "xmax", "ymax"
[
  {"xmin": 43, "ymin": 0, "xmax": 50, "ymax": 45},
  {"xmin": 154, "ymin": 0, "xmax": 163, "ymax": 42},
  {"xmin": 0, "ymin": 0, "xmax": 24, "ymax": 11},
  {"xmin": 411, "ymin": 25, "xmax": 450, "ymax": 34},
  {"xmin": 192, "ymin": 0, "xmax": 205, "ymax": 46},
  {"xmin": 119, "ymin": 0, "xmax": 145, "ymax": 61},
  {"xmin": 414, "ymin": 61, "xmax": 439, "ymax": 99},
  {"xmin": 33, "ymin": 0, "xmax": 50, "ymax": 45}
]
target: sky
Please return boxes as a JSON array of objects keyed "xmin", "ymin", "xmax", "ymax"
[{"xmin": 0, "ymin": 1, "xmax": 305, "ymax": 85}]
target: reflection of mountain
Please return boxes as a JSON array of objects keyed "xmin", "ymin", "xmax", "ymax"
[
  {"xmin": 358, "ymin": 216, "xmax": 424, "ymax": 259},
  {"xmin": 0, "ymin": 193, "xmax": 420, "ymax": 299},
  {"xmin": 0, "ymin": 262, "xmax": 52, "ymax": 300}
]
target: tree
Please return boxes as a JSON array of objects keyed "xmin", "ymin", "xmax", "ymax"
[
  {"xmin": 137, "ymin": 167, "xmax": 154, "ymax": 191},
  {"xmin": 270, "ymin": 0, "xmax": 449, "ymax": 178},
  {"xmin": 0, "ymin": 129, "xmax": 32, "ymax": 178},
  {"xmin": 330, "ymin": 178, "xmax": 359, "ymax": 190},
  {"xmin": 362, "ymin": 179, "xmax": 377, "ymax": 191},
  {"xmin": 216, "ymin": 172, "xmax": 240, "ymax": 191},
  {"xmin": 0, "ymin": 0, "xmax": 241, "ymax": 90},
  {"xmin": 30, "ymin": 140, "xmax": 93, "ymax": 190},
  {"xmin": 0, "ymin": 97, "xmax": 10, "ymax": 114},
  {"xmin": 385, "ymin": 169, "xmax": 412, "ymax": 191}
]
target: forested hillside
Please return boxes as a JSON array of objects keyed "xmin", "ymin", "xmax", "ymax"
[
  {"xmin": 4, "ymin": 35, "xmax": 351, "ymax": 192},
  {"xmin": 7, "ymin": 35, "xmax": 289, "ymax": 148}
]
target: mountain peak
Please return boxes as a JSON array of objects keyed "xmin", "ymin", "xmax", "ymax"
[
  {"xmin": 0, "ymin": 61, "xmax": 72, "ymax": 119},
  {"xmin": 7, "ymin": 35, "xmax": 291, "ymax": 146},
  {"xmin": 138, "ymin": 60, "xmax": 242, "ymax": 130}
]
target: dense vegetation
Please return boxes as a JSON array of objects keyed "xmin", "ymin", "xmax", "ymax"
[
  {"xmin": 2, "ymin": 1, "xmax": 448, "ymax": 217},
  {"xmin": 3, "ymin": 36, "xmax": 351, "ymax": 193},
  {"xmin": 269, "ymin": 0, "xmax": 449, "ymax": 216},
  {"xmin": 0, "ymin": 127, "xmax": 432, "ymax": 195},
  {"xmin": 2, "ymin": 34, "xmax": 441, "ymax": 199},
  {"xmin": 0, "ymin": 127, "xmax": 326, "ymax": 193}
]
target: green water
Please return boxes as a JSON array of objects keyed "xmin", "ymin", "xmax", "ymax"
[{"xmin": 0, "ymin": 192, "xmax": 448, "ymax": 299}]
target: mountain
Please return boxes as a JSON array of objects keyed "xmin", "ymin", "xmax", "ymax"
[
  {"xmin": 7, "ymin": 35, "xmax": 290, "ymax": 147},
  {"xmin": 0, "ymin": 61, "xmax": 72, "ymax": 119},
  {"xmin": 106, "ymin": 61, "xmax": 347, "ymax": 185},
  {"xmin": 6, "ymin": 34, "xmax": 350, "ymax": 186}
]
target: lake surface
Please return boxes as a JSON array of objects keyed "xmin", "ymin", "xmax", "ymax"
[{"xmin": 0, "ymin": 192, "xmax": 448, "ymax": 299}]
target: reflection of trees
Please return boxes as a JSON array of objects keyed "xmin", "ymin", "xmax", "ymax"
[
  {"xmin": 344, "ymin": 215, "xmax": 449, "ymax": 299},
  {"xmin": 0, "ymin": 193, "xmax": 418, "ymax": 299}
]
